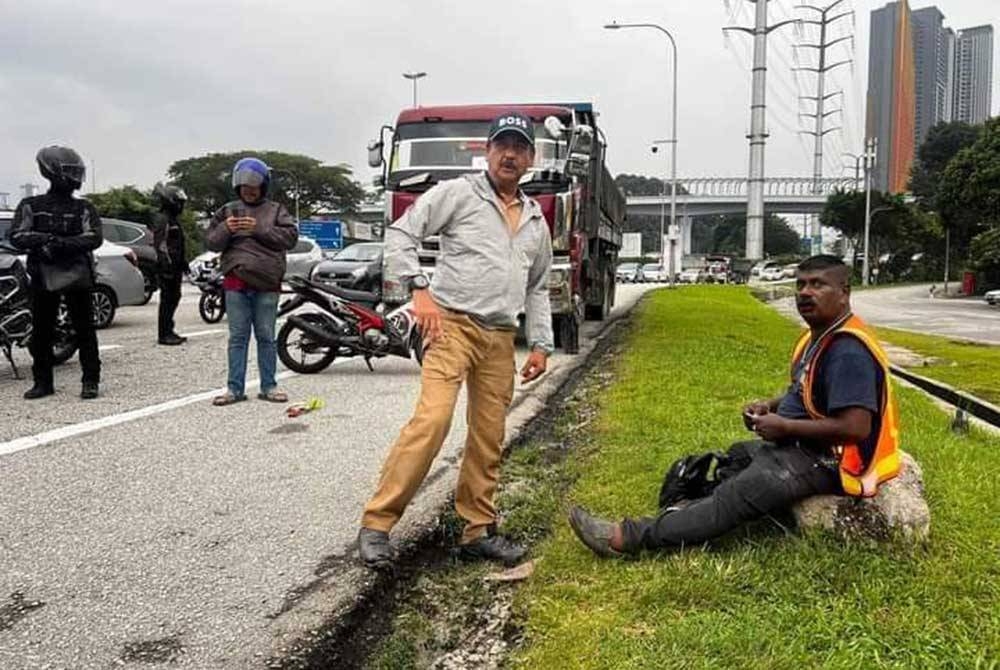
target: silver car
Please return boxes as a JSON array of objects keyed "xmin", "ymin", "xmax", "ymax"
[
  {"xmin": 187, "ymin": 236, "xmax": 324, "ymax": 281},
  {"xmin": 0, "ymin": 211, "xmax": 144, "ymax": 329}
]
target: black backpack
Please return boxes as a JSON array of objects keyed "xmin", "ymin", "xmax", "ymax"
[{"xmin": 657, "ymin": 451, "xmax": 736, "ymax": 511}]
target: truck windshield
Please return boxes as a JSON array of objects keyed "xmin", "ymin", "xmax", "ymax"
[{"xmin": 390, "ymin": 121, "xmax": 565, "ymax": 176}]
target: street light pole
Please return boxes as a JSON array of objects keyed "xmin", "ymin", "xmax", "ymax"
[
  {"xmin": 862, "ymin": 136, "xmax": 877, "ymax": 286},
  {"xmin": 605, "ymin": 21, "xmax": 678, "ymax": 287},
  {"xmin": 402, "ymin": 71, "xmax": 427, "ymax": 107}
]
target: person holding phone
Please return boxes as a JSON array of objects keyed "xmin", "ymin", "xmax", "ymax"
[
  {"xmin": 358, "ymin": 111, "xmax": 554, "ymax": 569},
  {"xmin": 568, "ymin": 256, "xmax": 902, "ymax": 558},
  {"xmin": 204, "ymin": 157, "xmax": 298, "ymax": 406}
]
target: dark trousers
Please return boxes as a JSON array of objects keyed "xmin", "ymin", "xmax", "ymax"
[
  {"xmin": 30, "ymin": 287, "xmax": 100, "ymax": 388},
  {"xmin": 621, "ymin": 440, "xmax": 841, "ymax": 552},
  {"xmin": 157, "ymin": 272, "xmax": 183, "ymax": 338}
]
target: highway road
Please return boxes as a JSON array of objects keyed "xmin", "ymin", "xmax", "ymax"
[{"xmin": 0, "ymin": 282, "xmax": 652, "ymax": 669}]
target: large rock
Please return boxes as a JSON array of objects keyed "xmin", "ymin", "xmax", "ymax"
[{"xmin": 792, "ymin": 451, "xmax": 931, "ymax": 543}]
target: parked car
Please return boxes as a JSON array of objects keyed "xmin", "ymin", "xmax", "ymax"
[
  {"xmin": 985, "ymin": 289, "xmax": 1000, "ymax": 306},
  {"xmin": 188, "ymin": 236, "xmax": 324, "ymax": 283},
  {"xmin": 760, "ymin": 265, "xmax": 786, "ymax": 282},
  {"xmin": 641, "ymin": 263, "xmax": 667, "ymax": 283},
  {"xmin": 0, "ymin": 212, "xmax": 144, "ymax": 329},
  {"xmin": 310, "ymin": 242, "xmax": 384, "ymax": 293},
  {"xmin": 751, "ymin": 260, "xmax": 779, "ymax": 278},
  {"xmin": 286, "ymin": 237, "xmax": 325, "ymax": 278},
  {"xmin": 679, "ymin": 268, "xmax": 707, "ymax": 284},
  {"xmin": 781, "ymin": 263, "xmax": 799, "ymax": 278},
  {"xmin": 615, "ymin": 262, "xmax": 641, "ymax": 283},
  {"xmin": 100, "ymin": 218, "xmax": 157, "ymax": 304}
]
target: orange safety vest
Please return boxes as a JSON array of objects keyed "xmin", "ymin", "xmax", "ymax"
[{"xmin": 790, "ymin": 314, "xmax": 902, "ymax": 497}]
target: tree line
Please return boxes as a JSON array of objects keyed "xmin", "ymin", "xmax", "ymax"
[
  {"xmin": 821, "ymin": 117, "xmax": 1000, "ymax": 288},
  {"xmin": 86, "ymin": 151, "xmax": 365, "ymax": 260}
]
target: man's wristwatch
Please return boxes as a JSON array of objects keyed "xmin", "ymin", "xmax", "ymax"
[{"xmin": 407, "ymin": 275, "xmax": 430, "ymax": 291}]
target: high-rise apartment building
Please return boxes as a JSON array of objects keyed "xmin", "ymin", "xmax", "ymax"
[
  {"xmin": 866, "ymin": 1, "xmax": 916, "ymax": 193},
  {"xmin": 912, "ymin": 7, "xmax": 955, "ymax": 146},
  {"xmin": 953, "ymin": 25, "xmax": 994, "ymax": 124}
]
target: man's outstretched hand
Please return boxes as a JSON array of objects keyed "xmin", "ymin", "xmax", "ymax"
[
  {"xmin": 742, "ymin": 399, "xmax": 772, "ymax": 430},
  {"xmin": 748, "ymin": 412, "xmax": 790, "ymax": 442},
  {"xmin": 411, "ymin": 288, "xmax": 443, "ymax": 346},
  {"xmin": 520, "ymin": 350, "xmax": 548, "ymax": 383}
]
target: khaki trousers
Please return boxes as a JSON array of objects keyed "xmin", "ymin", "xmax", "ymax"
[{"xmin": 361, "ymin": 312, "xmax": 516, "ymax": 544}]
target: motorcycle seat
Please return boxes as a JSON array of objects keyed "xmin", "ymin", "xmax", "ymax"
[{"xmin": 310, "ymin": 279, "xmax": 379, "ymax": 305}]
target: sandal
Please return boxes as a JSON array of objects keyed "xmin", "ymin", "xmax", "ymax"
[
  {"xmin": 212, "ymin": 392, "xmax": 247, "ymax": 406},
  {"xmin": 258, "ymin": 389, "xmax": 288, "ymax": 403}
]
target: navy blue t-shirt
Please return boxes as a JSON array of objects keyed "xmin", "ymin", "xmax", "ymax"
[{"xmin": 777, "ymin": 334, "xmax": 882, "ymax": 452}]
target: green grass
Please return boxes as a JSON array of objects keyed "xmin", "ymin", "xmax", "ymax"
[
  {"xmin": 511, "ymin": 286, "xmax": 1000, "ymax": 670},
  {"xmin": 875, "ymin": 326, "xmax": 1000, "ymax": 406}
]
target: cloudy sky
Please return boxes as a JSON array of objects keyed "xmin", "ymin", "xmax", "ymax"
[{"xmin": 1, "ymin": 0, "xmax": 996, "ymax": 204}]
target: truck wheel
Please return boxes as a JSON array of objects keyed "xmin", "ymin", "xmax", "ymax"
[
  {"xmin": 558, "ymin": 314, "xmax": 580, "ymax": 355},
  {"xmin": 585, "ymin": 271, "xmax": 612, "ymax": 321}
]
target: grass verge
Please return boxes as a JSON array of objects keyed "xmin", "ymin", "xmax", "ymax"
[
  {"xmin": 875, "ymin": 326, "xmax": 1000, "ymax": 406},
  {"xmin": 511, "ymin": 286, "xmax": 1000, "ymax": 670}
]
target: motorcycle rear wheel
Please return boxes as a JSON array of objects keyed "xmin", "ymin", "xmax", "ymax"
[{"xmin": 277, "ymin": 314, "xmax": 338, "ymax": 374}]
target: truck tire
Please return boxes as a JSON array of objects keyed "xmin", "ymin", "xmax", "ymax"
[
  {"xmin": 585, "ymin": 270, "xmax": 612, "ymax": 321},
  {"xmin": 556, "ymin": 314, "xmax": 580, "ymax": 355}
]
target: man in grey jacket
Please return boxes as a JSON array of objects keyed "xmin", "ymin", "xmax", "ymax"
[{"xmin": 359, "ymin": 111, "xmax": 554, "ymax": 568}]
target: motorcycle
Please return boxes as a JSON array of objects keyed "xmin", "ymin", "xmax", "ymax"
[
  {"xmin": 276, "ymin": 274, "xmax": 422, "ymax": 374},
  {"xmin": 0, "ymin": 244, "xmax": 78, "ymax": 378},
  {"xmin": 190, "ymin": 255, "xmax": 226, "ymax": 323}
]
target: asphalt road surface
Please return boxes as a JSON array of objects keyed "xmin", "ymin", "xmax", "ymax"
[
  {"xmin": 849, "ymin": 284, "xmax": 1000, "ymax": 344},
  {"xmin": 0, "ymin": 282, "xmax": 653, "ymax": 669}
]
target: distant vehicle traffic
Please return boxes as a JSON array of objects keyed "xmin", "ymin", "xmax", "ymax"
[
  {"xmin": 985, "ymin": 289, "xmax": 1000, "ymax": 306},
  {"xmin": 679, "ymin": 268, "xmax": 707, "ymax": 284},
  {"xmin": 615, "ymin": 262, "xmax": 641, "ymax": 283},
  {"xmin": 641, "ymin": 263, "xmax": 667, "ymax": 283},
  {"xmin": 310, "ymin": 242, "xmax": 384, "ymax": 295},
  {"xmin": 760, "ymin": 265, "xmax": 786, "ymax": 282}
]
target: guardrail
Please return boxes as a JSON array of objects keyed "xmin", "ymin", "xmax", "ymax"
[{"xmin": 890, "ymin": 365, "xmax": 1000, "ymax": 429}]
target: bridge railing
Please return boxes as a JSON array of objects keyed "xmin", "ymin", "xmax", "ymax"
[{"xmin": 635, "ymin": 177, "xmax": 858, "ymax": 198}]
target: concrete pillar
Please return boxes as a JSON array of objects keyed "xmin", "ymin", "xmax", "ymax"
[{"xmin": 681, "ymin": 215, "xmax": 693, "ymax": 255}]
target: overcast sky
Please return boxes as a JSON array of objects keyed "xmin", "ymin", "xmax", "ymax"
[{"xmin": 1, "ymin": 0, "xmax": 996, "ymax": 205}]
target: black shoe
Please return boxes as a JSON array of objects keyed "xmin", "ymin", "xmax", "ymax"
[
  {"xmin": 358, "ymin": 528, "xmax": 393, "ymax": 568},
  {"xmin": 458, "ymin": 531, "xmax": 527, "ymax": 566},
  {"xmin": 158, "ymin": 333, "xmax": 186, "ymax": 346},
  {"xmin": 568, "ymin": 506, "xmax": 625, "ymax": 559},
  {"xmin": 81, "ymin": 382, "xmax": 99, "ymax": 400},
  {"xmin": 23, "ymin": 384, "xmax": 55, "ymax": 400}
]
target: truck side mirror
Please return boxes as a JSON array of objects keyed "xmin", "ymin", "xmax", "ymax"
[
  {"xmin": 568, "ymin": 124, "xmax": 594, "ymax": 156},
  {"xmin": 367, "ymin": 140, "xmax": 384, "ymax": 169},
  {"xmin": 544, "ymin": 116, "xmax": 567, "ymax": 140}
]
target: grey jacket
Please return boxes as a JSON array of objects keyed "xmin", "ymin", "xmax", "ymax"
[
  {"xmin": 385, "ymin": 173, "xmax": 554, "ymax": 352},
  {"xmin": 205, "ymin": 199, "xmax": 298, "ymax": 289}
]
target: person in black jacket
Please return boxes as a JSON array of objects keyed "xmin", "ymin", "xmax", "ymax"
[
  {"xmin": 151, "ymin": 182, "xmax": 189, "ymax": 346},
  {"xmin": 10, "ymin": 146, "xmax": 103, "ymax": 399}
]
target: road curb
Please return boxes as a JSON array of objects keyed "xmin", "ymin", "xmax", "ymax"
[{"xmin": 261, "ymin": 290, "xmax": 651, "ymax": 668}]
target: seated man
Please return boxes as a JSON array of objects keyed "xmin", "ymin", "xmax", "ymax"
[{"xmin": 569, "ymin": 255, "xmax": 901, "ymax": 557}]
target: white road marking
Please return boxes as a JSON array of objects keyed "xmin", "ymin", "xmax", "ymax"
[
  {"xmin": 180, "ymin": 329, "xmax": 225, "ymax": 338},
  {"xmin": 98, "ymin": 345, "xmax": 123, "ymax": 352},
  {"xmin": 0, "ymin": 357, "xmax": 350, "ymax": 457}
]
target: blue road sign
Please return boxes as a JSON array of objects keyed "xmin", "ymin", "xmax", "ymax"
[{"xmin": 299, "ymin": 219, "xmax": 343, "ymax": 250}]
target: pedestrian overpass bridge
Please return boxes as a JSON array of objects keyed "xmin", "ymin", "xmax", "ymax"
[
  {"xmin": 626, "ymin": 176, "xmax": 857, "ymax": 262},
  {"xmin": 625, "ymin": 176, "xmax": 857, "ymax": 219}
]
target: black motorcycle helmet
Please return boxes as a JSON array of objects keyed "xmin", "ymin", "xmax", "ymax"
[
  {"xmin": 153, "ymin": 182, "xmax": 188, "ymax": 214},
  {"xmin": 36, "ymin": 145, "xmax": 86, "ymax": 191}
]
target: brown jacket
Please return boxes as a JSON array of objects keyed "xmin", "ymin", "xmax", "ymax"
[{"xmin": 205, "ymin": 199, "xmax": 298, "ymax": 289}]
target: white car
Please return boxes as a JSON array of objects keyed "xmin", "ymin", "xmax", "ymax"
[
  {"xmin": 760, "ymin": 266, "xmax": 786, "ymax": 282},
  {"xmin": 188, "ymin": 237, "xmax": 324, "ymax": 281},
  {"xmin": 985, "ymin": 289, "xmax": 1000, "ymax": 306},
  {"xmin": 641, "ymin": 263, "xmax": 666, "ymax": 282},
  {"xmin": 679, "ymin": 268, "xmax": 706, "ymax": 284}
]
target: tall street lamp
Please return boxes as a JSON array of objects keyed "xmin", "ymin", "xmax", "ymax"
[
  {"xmin": 605, "ymin": 21, "xmax": 679, "ymax": 287},
  {"xmin": 402, "ymin": 71, "xmax": 427, "ymax": 107}
]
